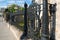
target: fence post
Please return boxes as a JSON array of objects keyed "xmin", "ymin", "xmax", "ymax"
[
  {"xmin": 41, "ymin": 0, "xmax": 49, "ymax": 40},
  {"xmin": 21, "ymin": 2, "xmax": 28, "ymax": 39},
  {"xmin": 49, "ymin": 3, "xmax": 56, "ymax": 40}
]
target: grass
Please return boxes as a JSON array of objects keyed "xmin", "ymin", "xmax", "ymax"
[{"xmin": 18, "ymin": 22, "xmax": 24, "ymax": 27}]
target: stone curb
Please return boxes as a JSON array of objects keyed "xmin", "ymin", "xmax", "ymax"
[{"xmin": 7, "ymin": 23, "xmax": 23, "ymax": 40}]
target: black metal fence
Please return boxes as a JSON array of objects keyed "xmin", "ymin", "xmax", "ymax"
[{"xmin": 3, "ymin": 0, "xmax": 57, "ymax": 40}]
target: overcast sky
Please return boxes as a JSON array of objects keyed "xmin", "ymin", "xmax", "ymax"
[{"xmin": 0, "ymin": 0, "xmax": 32, "ymax": 8}]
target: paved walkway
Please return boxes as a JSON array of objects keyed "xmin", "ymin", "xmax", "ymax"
[{"xmin": 0, "ymin": 17, "xmax": 16, "ymax": 40}]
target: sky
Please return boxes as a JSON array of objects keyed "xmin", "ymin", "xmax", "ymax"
[{"xmin": 0, "ymin": 0, "xmax": 32, "ymax": 8}]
